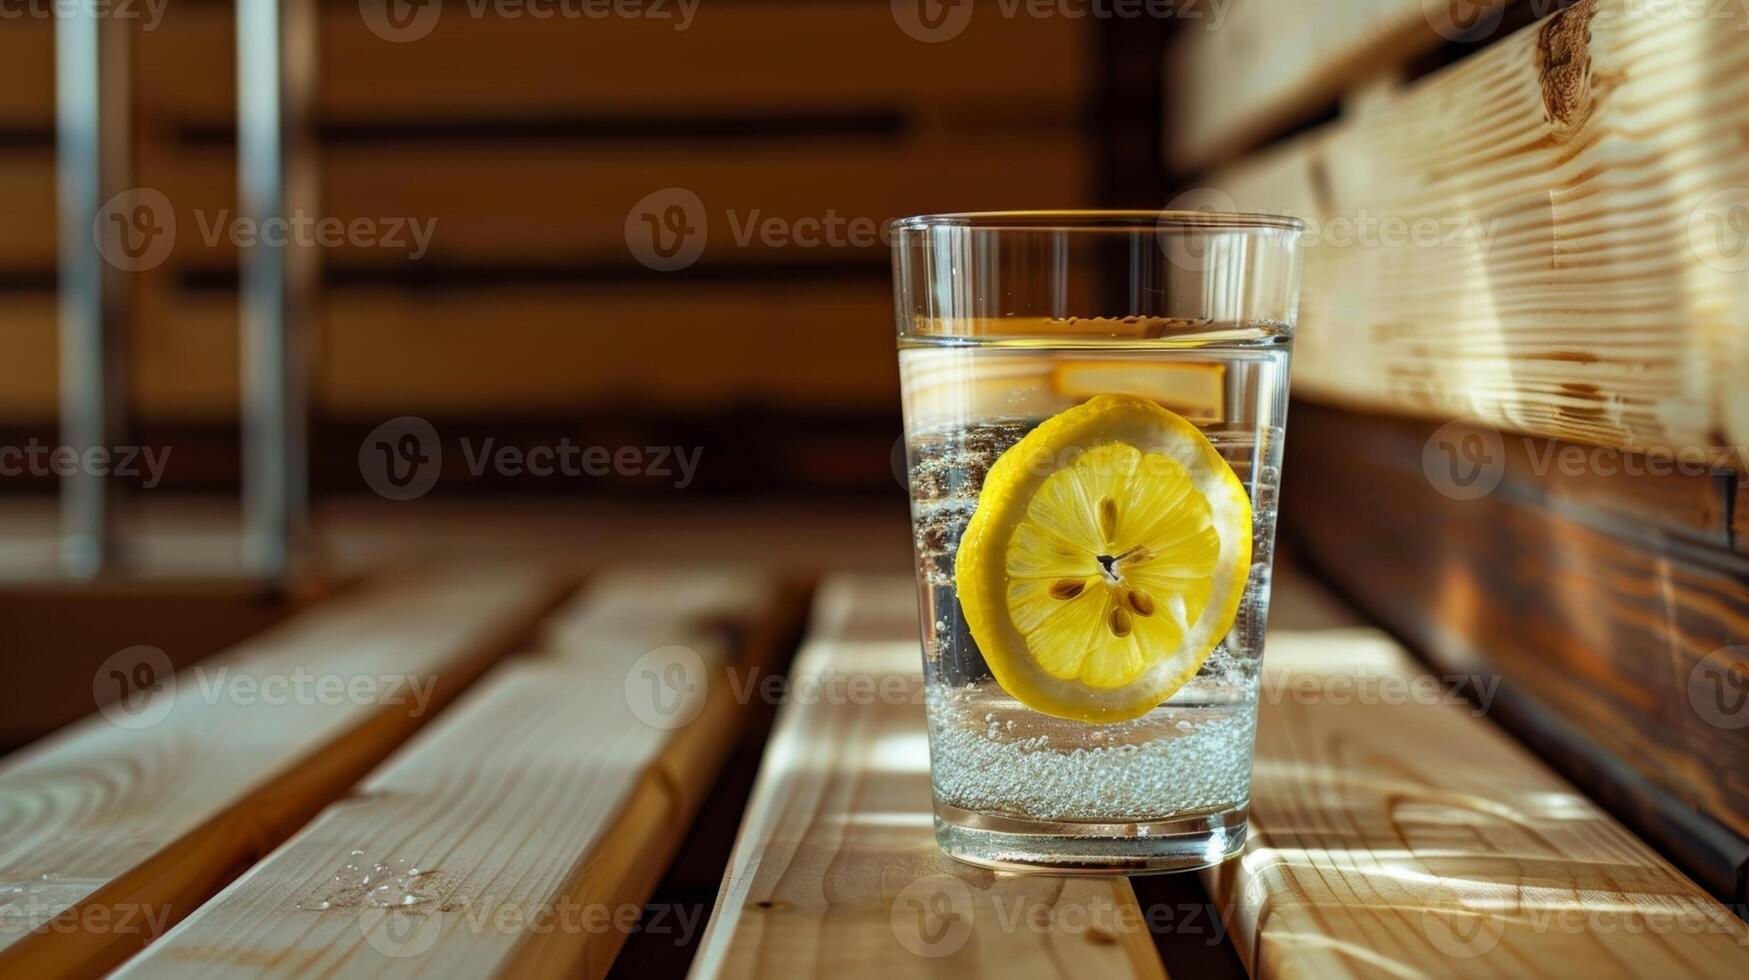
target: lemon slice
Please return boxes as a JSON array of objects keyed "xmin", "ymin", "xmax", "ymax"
[{"xmin": 955, "ymin": 394, "xmax": 1252, "ymax": 723}]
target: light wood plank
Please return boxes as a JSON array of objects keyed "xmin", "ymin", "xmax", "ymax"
[
  {"xmin": 1165, "ymin": 0, "xmax": 1517, "ymax": 171},
  {"xmin": 108, "ymin": 568, "xmax": 788, "ymax": 979},
  {"xmin": 0, "ymin": 566, "xmax": 569, "ymax": 977},
  {"xmin": 689, "ymin": 574, "xmax": 1168, "ymax": 980},
  {"xmin": 1206, "ymin": 587, "xmax": 1749, "ymax": 977},
  {"xmin": 1209, "ymin": 0, "xmax": 1749, "ymax": 460}
]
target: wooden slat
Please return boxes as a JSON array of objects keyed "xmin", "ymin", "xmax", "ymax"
[
  {"xmin": 135, "ymin": 1, "xmax": 1088, "ymax": 126},
  {"xmin": 0, "ymin": 567, "xmax": 569, "ymax": 977},
  {"xmin": 1206, "ymin": 574, "xmax": 1749, "ymax": 978},
  {"xmin": 1167, "ymin": 0, "xmax": 1508, "ymax": 171},
  {"xmin": 1, "ymin": 135, "xmax": 1083, "ymax": 271},
  {"xmin": 0, "ymin": 278, "xmax": 899, "ymax": 422},
  {"xmin": 0, "ymin": 20, "xmax": 52, "ymax": 127},
  {"xmin": 0, "ymin": 133, "xmax": 1087, "ymax": 268},
  {"xmin": 0, "ymin": 2, "xmax": 1091, "ymax": 130},
  {"xmin": 0, "ymin": 578, "xmax": 316, "ymax": 749},
  {"xmin": 1285, "ymin": 403, "xmax": 1749, "ymax": 893},
  {"xmin": 1209, "ymin": 0, "xmax": 1749, "ymax": 460},
  {"xmin": 110, "ymin": 568, "xmax": 793, "ymax": 979},
  {"xmin": 690, "ymin": 575, "xmax": 1168, "ymax": 980}
]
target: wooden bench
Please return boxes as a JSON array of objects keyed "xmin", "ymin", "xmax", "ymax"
[
  {"xmin": 1166, "ymin": 0, "xmax": 1749, "ymax": 911},
  {"xmin": 4, "ymin": 557, "xmax": 1746, "ymax": 977},
  {"xmin": 691, "ymin": 571, "xmax": 1749, "ymax": 978}
]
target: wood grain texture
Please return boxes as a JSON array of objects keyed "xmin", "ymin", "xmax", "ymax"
[
  {"xmin": 110, "ymin": 568, "xmax": 795, "ymax": 979},
  {"xmin": 1166, "ymin": 0, "xmax": 1507, "ymax": 171},
  {"xmin": 690, "ymin": 575, "xmax": 1169, "ymax": 980},
  {"xmin": 1208, "ymin": 618, "xmax": 1749, "ymax": 978},
  {"xmin": 0, "ymin": 567, "xmax": 569, "ymax": 977},
  {"xmin": 1284, "ymin": 402, "xmax": 1749, "ymax": 894},
  {"xmin": 1208, "ymin": 0, "xmax": 1749, "ymax": 459}
]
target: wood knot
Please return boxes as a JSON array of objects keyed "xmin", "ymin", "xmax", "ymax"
[{"xmin": 1536, "ymin": 0, "xmax": 1600, "ymax": 139}]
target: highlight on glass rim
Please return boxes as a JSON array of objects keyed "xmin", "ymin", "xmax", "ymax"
[{"xmin": 6, "ymin": 3, "xmax": 1747, "ymax": 978}]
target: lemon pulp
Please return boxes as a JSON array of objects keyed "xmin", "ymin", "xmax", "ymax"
[{"xmin": 955, "ymin": 394, "xmax": 1252, "ymax": 724}]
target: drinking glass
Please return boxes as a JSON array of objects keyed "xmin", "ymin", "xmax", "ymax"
[{"xmin": 892, "ymin": 211, "xmax": 1303, "ymax": 873}]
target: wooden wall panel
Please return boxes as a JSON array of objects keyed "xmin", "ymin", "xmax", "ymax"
[
  {"xmin": 2, "ymin": 280, "xmax": 897, "ymax": 421},
  {"xmin": 3, "ymin": 134, "xmax": 1089, "ymax": 269},
  {"xmin": 0, "ymin": 0, "xmax": 1097, "ymax": 425},
  {"xmin": 1283, "ymin": 402, "xmax": 1749, "ymax": 899},
  {"xmin": 1166, "ymin": 0, "xmax": 1517, "ymax": 171},
  {"xmin": 134, "ymin": 1, "xmax": 1090, "ymax": 126},
  {"xmin": 1208, "ymin": 0, "xmax": 1749, "ymax": 461}
]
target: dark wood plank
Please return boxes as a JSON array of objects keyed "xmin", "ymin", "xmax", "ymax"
[{"xmin": 1284, "ymin": 402, "xmax": 1749, "ymax": 901}]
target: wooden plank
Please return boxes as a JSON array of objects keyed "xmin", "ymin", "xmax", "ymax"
[
  {"xmin": 0, "ymin": 278, "xmax": 899, "ymax": 422},
  {"xmin": 0, "ymin": 19, "xmax": 52, "ymax": 127},
  {"xmin": 0, "ymin": 578, "xmax": 319, "ymax": 749},
  {"xmin": 317, "ymin": 282, "xmax": 899, "ymax": 413},
  {"xmin": 1209, "ymin": 0, "xmax": 1749, "ymax": 460},
  {"xmin": 690, "ymin": 574, "xmax": 1168, "ymax": 980},
  {"xmin": 1166, "ymin": 0, "xmax": 1512, "ymax": 171},
  {"xmin": 0, "ymin": 133, "xmax": 1087, "ymax": 268},
  {"xmin": 1210, "ymin": 611, "xmax": 1749, "ymax": 978},
  {"xmin": 19, "ymin": 4, "xmax": 1086, "ymax": 131},
  {"xmin": 0, "ymin": 566, "xmax": 570, "ymax": 977},
  {"xmin": 109, "ymin": 568, "xmax": 795, "ymax": 979},
  {"xmin": 1284, "ymin": 403, "xmax": 1749, "ymax": 892},
  {"xmin": 136, "ymin": 1, "xmax": 1088, "ymax": 126}
]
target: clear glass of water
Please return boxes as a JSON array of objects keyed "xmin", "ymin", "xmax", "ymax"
[{"xmin": 892, "ymin": 211, "xmax": 1303, "ymax": 873}]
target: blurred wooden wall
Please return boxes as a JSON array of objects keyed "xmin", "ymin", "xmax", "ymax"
[{"xmin": 0, "ymin": 2, "xmax": 1106, "ymax": 453}]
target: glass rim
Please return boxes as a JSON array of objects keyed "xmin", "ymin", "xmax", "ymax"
[{"xmin": 889, "ymin": 209, "xmax": 1306, "ymax": 234}]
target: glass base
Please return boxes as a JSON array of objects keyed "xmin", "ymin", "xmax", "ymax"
[{"xmin": 933, "ymin": 802, "xmax": 1248, "ymax": 875}]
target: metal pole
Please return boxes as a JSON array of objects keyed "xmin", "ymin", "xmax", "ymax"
[
  {"xmin": 238, "ymin": 0, "xmax": 316, "ymax": 579},
  {"xmin": 55, "ymin": 3, "xmax": 132, "ymax": 579}
]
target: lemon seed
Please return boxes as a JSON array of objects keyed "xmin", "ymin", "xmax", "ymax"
[
  {"xmin": 1048, "ymin": 579, "xmax": 1086, "ymax": 600},
  {"xmin": 1127, "ymin": 590, "xmax": 1156, "ymax": 616},
  {"xmin": 1108, "ymin": 606, "xmax": 1133, "ymax": 638},
  {"xmin": 1099, "ymin": 495, "xmax": 1119, "ymax": 542}
]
